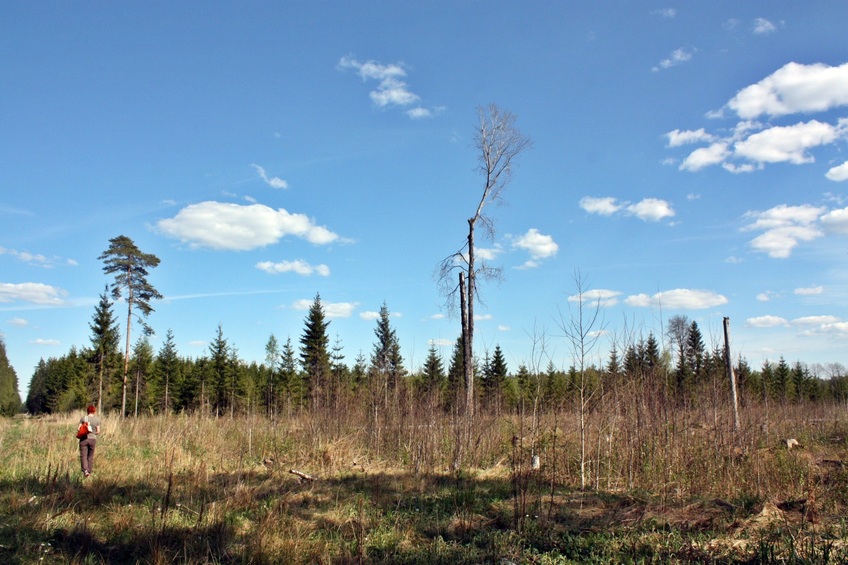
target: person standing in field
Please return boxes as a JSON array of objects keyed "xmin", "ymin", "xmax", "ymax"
[{"xmin": 79, "ymin": 405, "xmax": 101, "ymax": 478}]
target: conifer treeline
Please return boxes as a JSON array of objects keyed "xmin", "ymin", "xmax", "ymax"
[{"xmin": 22, "ymin": 292, "xmax": 848, "ymax": 416}]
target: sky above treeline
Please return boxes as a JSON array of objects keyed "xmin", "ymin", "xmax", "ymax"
[{"xmin": 3, "ymin": 2, "xmax": 848, "ymax": 399}]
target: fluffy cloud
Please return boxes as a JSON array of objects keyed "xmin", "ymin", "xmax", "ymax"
[
  {"xmin": 742, "ymin": 204, "xmax": 825, "ymax": 258},
  {"xmin": 679, "ymin": 142, "xmax": 730, "ymax": 171},
  {"xmin": 666, "ymin": 128, "xmax": 715, "ymax": 147},
  {"xmin": 339, "ymin": 55, "xmax": 437, "ymax": 118},
  {"xmin": 746, "ymin": 315, "xmax": 789, "ymax": 328},
  {"xmin": 580, "ymin": 196, "xmax": 675, "ymax": 221},
  {"xmin": 671, "ymin": 62, "xmax": 848, "ymax": 176},
  {"xmin": 733, "ymin": 120, "xmax": 840, "ymax": 164},
  {"xmin": 626, "ymin": 198, "xmax": 675, "ymax": 221},
  {"xmin": 727, "ymin": 62, "xmax": 848, "ymax": 119},
  {"xmin": 826, "ymin": 161, "xmax": 848, "ymax": 181},
  {"xmin": 820, "ymin": 206, "xmax": 848, "ymax": 234},
  {"xmin": 579, "ymin": 196, "xmax": 621, "ymax": 216},
  {"xmin": 156, "ymin": 201, "xmax": 339, "ymax": 250},
  {"xmin": 513, "ymin": 229, "xmax": 558, "ymax": 260},
  {"xmin": 625, "ymin": 289, "xmax": 727, "ymax": 309},
  {"xmin": 256, "ymin": 260, "xmax": 330, "ymax": 277},
  {"xmin": 251, "ymin": 164, "xmax": 288, "ymax": 189},
  {"xmin": 0, "ymin": 282, "xmax": 66, "ymax": 305}
]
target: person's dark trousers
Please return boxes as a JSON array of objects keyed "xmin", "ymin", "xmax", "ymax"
[{"xmin": 79, "ymin": 438, "xmax": 96, "ymax": 476}]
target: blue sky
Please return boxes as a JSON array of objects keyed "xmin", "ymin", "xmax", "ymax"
[{"xmin": 3, "ymin": 2, "xmax": 848, "ymax": 398}]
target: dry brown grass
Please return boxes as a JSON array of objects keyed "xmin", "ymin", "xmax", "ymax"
[{"xmin": 0, "ymin": 400, "xmax": 846, "ymax": 563}]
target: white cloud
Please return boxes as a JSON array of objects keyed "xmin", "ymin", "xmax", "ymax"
[
  {"xmin": 256, "ymin": 260, "xmax": 330, "ymax": 277},
  {"xmin": 652, "ymin": 8, "xmax": 676, "ymax": 18},
  {"xmin": 513, "ymin": 229, "xmax": 558, "ymax": 260},
  {"xmin": 756, "ymin": 292, "xmax": 772, "ymax": 302},
  {"xmin": 625, "ymin": 288, "xmax": 728, "ymax": 309},
  {"xmin": 8, "ymin": 317, "xmax": 28, "ymax": 327},
  {"xmin": 799, "ymin": 322, "xmax": 848, "ymax": 336},
  {"xmin": 292, "ymin": 299, "xmax": 358, "ymax": 319},
  {"xmin": 748, "ymin": 225, "xmax": 822, "ymax": 258},
  {"xmin": 752, "ymin": 18, "xmax": 776, "ymax": 35},
  {"xmin": 251, "ymin": 164, "xmax": 288, "ymax": 189},
  {"xmin": 826, "ymin": 161, "xmax": 848, "ymax": 181},
  {"xmin": 742, "ymin": 204, "xmax": 825, "ymax": 258},
  {"xmin": 0, "ymin": 246, "xmax": 74, "ymax": 269},
  {"xmin": 792, "ymin": 315, "xmax": 839, "ymax": 325},
  {"xmin": 31, "ymin": 338, "xmax": 60, "ymax": 346},
  {"xmin": 653, "ymin": 47, "xmax": 694, "ymax": 71},
  {"xmin": 407, "ymin": 107, "xmax": 433, "ymax": 119},
  {"xmin": 497, "ymin": 324, "xmax": 510, "ymax": 332},
  {"xmin": 579, "ymin": 196, "xmax": 621, "ymax": 216},
  {"xmin": 476, "ymin": 246, "xmax": 503, "ymax": 261},
  {"xmin": 726, "ymin": 62, "xmax": 848, "ymax": 119},
  {"xmin": 567, "ymin": 288, "xmax": 622, "ymax": 307},
  {"xmin": 666, "ymin": 128, "xmax": 715, "ymax": 147},
  {"xmin": 746, "ymin": 315, "xmax": 789, "ymax": 328},
  {"xmin": 626, "ymin": 198, "xmax": 675, "ymax": 222},
  {"xmin": 0, "ymin": 282, "xmax": 66, "ymax": 305},
  {"xmin": 680, "ymin": 142, "xmax": 730, "ymax": 171},
  {"xmin": 581, "ymin": 196, "xmax": 674, "ymax": 222},
  {"xmin": 733, "ymin": 120, "xmax": 840, "ymax": 165},
  {"xmin": 820, "ymin": 206, "xmax": 848, "ymax": 234},
  {"xmin": 156, "ymin": 201, "xmax": 339, "ymax": 250},
  {"xmin": 672, "ymin": 63, "xmax": 848, "ymax": 174},
  {"xmin": 794, "ymin": 285, "xmax": 823, "ymax": 296},
  {"xmin": 360, "ymin": 310, "xmax": 400, "ymax": 321},
  {"xmin": 339, "ymin": 55, "xmax": 437, "ymax": 117}
]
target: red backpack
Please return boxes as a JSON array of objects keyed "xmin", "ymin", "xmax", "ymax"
[{"xmin": 76, "ymin": 416, "xmax": 90, "ymax": 439}]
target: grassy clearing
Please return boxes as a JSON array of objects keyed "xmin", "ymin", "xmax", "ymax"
[{"xmin": 1, "ymin": 406, "xmax": 847, "ymax": 564}]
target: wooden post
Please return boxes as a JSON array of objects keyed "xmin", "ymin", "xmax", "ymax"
[{"xmin": 723, "ymin": 317, "xmax": 741, "ymax": 433}]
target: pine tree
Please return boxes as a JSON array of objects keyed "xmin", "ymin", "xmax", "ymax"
[
  {"xmin": 0, "ymin": 338, "xmax": 21, "ymax": 416},
  {"xmin": 300, "ymin": 294, "xmax": 331, "ymax": 410},
  {"xmin": 99, "ymin": 235, "xmax": 162, "ymax": 417}
]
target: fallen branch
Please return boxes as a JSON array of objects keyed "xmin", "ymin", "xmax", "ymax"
[{"xmin": 289, "ymin": 469, "xmax": 318, "ymax": 482}]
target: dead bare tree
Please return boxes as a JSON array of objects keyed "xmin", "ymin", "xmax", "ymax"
[{"xmin": 437, "ymin": 105, "xmax": 531, "ymax": 450}]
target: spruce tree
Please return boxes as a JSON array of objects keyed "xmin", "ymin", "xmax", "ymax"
[
  {"xmin": 300, "ymin": 294, "xmax": 331, "ymax": 410},
  {"xmin": 152, "ymin": 329, "xmax": 179, "ymax": 414},
  {"xmin": 88, "ymin": 286, "xmax": 121, "ymax": 412},
  {"xmin": 209, "ymin": 324, "xmax": 230, "ymax": 416},
  {"xmin": 370, "ymin": 302, "xmax": 405, "ymax": 397},
  {"xmin": 421, "ymin": 343, "xmax": 446, "ymax": 395},
  {"xmin": 0, "ymin": 338, "xmax": 21, "ymax": 416}
]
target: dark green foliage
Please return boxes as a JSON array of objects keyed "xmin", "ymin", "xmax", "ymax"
[
  {"xmin": 421, "ymin": 343, "xmax": 446, "ymax": 395},
  {"xmin": 99, "ymin": 234, "xmax": 162, "ymax": 416},
  {"xmin": 87, "ymin": 286, "xmax": 121, "ymax": 411},
  {"xmin": 0, "ymin": 338, "xmax": 21, "ymax": 416},
  {"xmin": 300, "ymin": 294, "xmax": 331, "ymax": 409}
]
